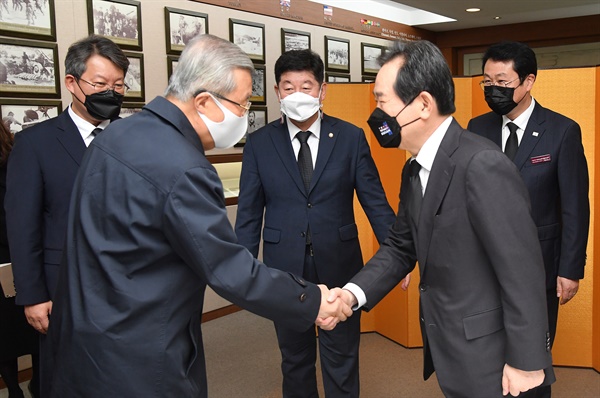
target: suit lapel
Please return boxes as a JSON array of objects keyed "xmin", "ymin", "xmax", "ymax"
[
  {"xmin": 310, "ymin": 115, "xmax": 338, "ymax": 194},
  {"xmin": 56, "ymin": 111, "xmax": 86, "ymax": 166},
  {"xmin": 268, "ymin": 121, "xmax": 307, "ymax": 196},
  {"xmin": 513, "ymin": 102, "xmax": 546, "ymax": 170}
]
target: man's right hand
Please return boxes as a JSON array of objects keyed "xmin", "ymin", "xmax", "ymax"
[{"xmin": 25, "ymin": 301, "xmax": 53, "ymax": 334}]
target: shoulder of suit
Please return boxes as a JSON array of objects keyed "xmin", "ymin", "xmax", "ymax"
[
  {"xmin": 535, "ymin": 102, "xmax": 578, "ymax": 127},
  {"xmin": 13, "ymin": 112, "xmax": 64, "ymax": 141},
  {"xmin": 321, "ymin": 113, "xmax": 361, "ymax": 133}
]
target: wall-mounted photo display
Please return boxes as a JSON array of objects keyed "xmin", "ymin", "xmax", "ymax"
[
  {"xmin": 167, "ymin": 55, "xmax": 179, "ymax": 81},
  {"xmin": 0, "ymin": 38, "xmax": 60, "ymax": 98},
  {"xmin": 326, "ymin": 72, "xmax": 350, "ymax": 83},
  {"xmin": 87, "ymin": 0, "xmax": 142, "ymax": 51},
  {"xmin": 119, "ymin": 102, "xmax": 144, "ymax": 119},
  {"xmin": 229, "ymin": 19, "xmax": 265, "ymax": 64},
  {"xmin": 281, "ymin": 28, "xmax": 310, "ymax": 53},
  {"xmin": 235, "ymin": 105, "xmax": 268, "ymax": 147},
  {"xmin": 0, "ymin": 0, "xmax": 56, "ymax": 41},
  {"xmin": 123, "ymin": 51, "xmax": 144, "ymax": 102},
  {"xmin": 165, "ymin": 7, "xmax": 208, "ymax": 55},
  {"xmin": 362, "ymin": 76, "xmax": 375, "ymax": 83},
  {"xmin": 0, "ymin": 99, "xmax": 62, "ymax": 134},
  {"xmin": 325, "ymin": 36, "xmax": 350, "ymax": 73},
  {"xmin": 361, "ymin": 43, "xmax": 385, "ymax": 76},
  {"xmin": 251, "ymin": 64, "xmax": 266, "ymax": 105}
]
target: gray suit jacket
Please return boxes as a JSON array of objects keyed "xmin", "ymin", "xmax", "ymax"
[{"xmin": 349, "ymin": 119, "xmax": 554, "ymax": 397}]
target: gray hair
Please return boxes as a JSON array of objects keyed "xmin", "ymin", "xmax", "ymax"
[{"xmin": 165, "ymin": 34, "xmax": 254, "ymax": 101}]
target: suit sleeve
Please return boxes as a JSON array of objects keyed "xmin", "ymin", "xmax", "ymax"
[
  {"xmin": 163, "ymin": 165, "xmax": 320, "ymax": 331},
  {"xmin": 466, "ymin": 149, "xmax": 551, "ymax": 371},
  {"xmin": 5, "ymin": 131, "xmax": 50, "ymax": 305},
  {"xmin": 353, "ymin": 128, "xmax": 395, "ymax": 243},
  {"xmin": 556, "ymin": 120, "xmax": 589, "ymax": 280},
  {"xmin": 234, "ymin": 135, "xmax": 265, "ymax": 258}
]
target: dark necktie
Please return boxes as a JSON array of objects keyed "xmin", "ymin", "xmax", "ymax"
[
  {"xmin": 296, "ymin": 131, "xmax": 313, "ymax": 193},
  {"xmin": 408, "ymin": 159, "xmax": 423, "ymax": 224},
  {"xmin": 505, "ymin": 122, "xmax": 519, "ymax": 160},
  {"xmin": 91, "ymin": 127, "xmax": 103, "ymax": 138}
]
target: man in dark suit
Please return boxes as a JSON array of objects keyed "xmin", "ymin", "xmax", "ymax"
[
  {"xmin": 235, "ymin": 49, "xmax": 395, "ymax": 397},
  {"xmin": 332, "ymin": 40, "xmax": 554, "ymax": 397},
  {"xmin": 5, "ymin": 35, "xmax": 129, "ymax": 396},
  {"xmin": 467, "ymin": 41, "xmax": 589, "ymax": 397},
  {"xmin": 46, "ymin": 34, "xmax": 351, "ymax": 398}
]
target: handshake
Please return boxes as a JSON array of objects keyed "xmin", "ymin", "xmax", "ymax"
[{"xmin": 315, "ymin": 286, "xmax": 358, "ymax": 330}]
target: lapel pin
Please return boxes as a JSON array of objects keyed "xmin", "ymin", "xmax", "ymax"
[
  {"xmin": 329, "ymin": 132, "xmax": 333, "ymax": 138},
  {"xmin": 532, "ymin": 132, "xmax": 539, "ymax": 137}
]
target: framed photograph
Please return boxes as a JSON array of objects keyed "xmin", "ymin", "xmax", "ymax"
[
  {"xmin": 0, "ymin": 99, "xmax": 62, "ymax": 134},
  {"xmin": 362, "ymin": 76, "xmax": 375, "ymax": 83},
  {"xmin": 229, "ymin": 19, "xmax": 265, "ymax": 64},
  {"xmin": 235, "ymin": 105, "xmax": 268, "ymax": 147},
  {"xmin": 326, "ymin": 72, "xmax": 350, "ymax": 83},
  {"xmin": 123, "ymin": 51, "xmax": 144, "ymax": 102},
  {"xmin": 361, "ymin": 43, "xmax": 385, "ymax": 76},
  {"xmin": 0, "ymin": 0, "xmax": 56, "ymax": 41},
  {"xmin": 119, "ymin": 102, "xmax": 144, "ymax": 119},
  {"xmin": 167, "ymin": 55, "xmax": 179, "ymax": 81},
  {"xmin": 165, "ymin": 7, "xmax": 208, "ymax": 55},
  {"xmin": 281, "ymin": 28, "xmax": 310, "ymax": 53},
  {"xmin": 0, "ymin": 38, "xmax": 60, "ymax": 98},
  {"xmin": 325, "ymin": 36, "xmax": 350, "ymax": 72},
  {"xmin": 87, "ymin": 0, "xmax": 142, "ymax": 51},
  {"xmin": 251, "ymin": 64, "xmax": 266, "ymax": 105}
]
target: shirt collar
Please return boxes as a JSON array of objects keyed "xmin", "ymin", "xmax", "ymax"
[
  {"xmin": 286, "ymin": 115, "xmax": 322, "ymax": 141},
  {"xmin": 502, "ymin": 97, "xmax": 536, "ymax": 131},
  {"xmin": 415, "ymin": 116, "xmax": 453, "ymax": 172},
  {"xmin": 68, "ymin": 104, "xmax": 110, "ymax": 140}
]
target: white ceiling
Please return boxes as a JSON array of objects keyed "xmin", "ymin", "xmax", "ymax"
[{"xmin": 389, "ymin": 0, "xmax": 600, "ymax": 32}]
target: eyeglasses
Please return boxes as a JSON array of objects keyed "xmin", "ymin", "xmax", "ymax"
[
  {"xmin": 196, "ymin": 89, "xmax": 252, "ymax": 115},
  {"xmin": 78, "ymin": 78, "xmax": 129, "ymax": 94},
  {"xmin": 479, "ymin": 77, "xmax": 520, "ymax": 91}
]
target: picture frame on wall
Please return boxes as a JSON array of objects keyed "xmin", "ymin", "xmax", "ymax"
[
  {"xmin": 167, "ymin": 55, "xmax": 179, "ymax": 81},
  {"xmin": 362, "ymin": 76, "xmax": 376, "ymax": 83},
  {"xmin": 361, "ymin": 43, "xmax": 385, "ymax": 76},
  {"xmin": 165, "ymin": 7, "xmax": 208, "ymax": 55},
  {"xmin": 326, "ymin": 72, "xmax": 350, "ymax": 83},
  {"xmin": 281, "ymin": 28, "xmax": 310, "ymax": 53},
  {"xmin": 0, "ymin": 99, "xmax": 62, "ymax": 135},
  {"xmin": 119, "ymin": 102, "xmax": 144, "ymax": 119},
  {"xmin": 229, "ymin": 19, "xmax": 265, "ymax": 64},
  {"xmin": 87, "ymin": 0, "xmax": 142, "ymax": 51},
  {"xmin": 0, "ymin": 38, "xmax": 60, "ymax": 98},
  {"xmin": 250, "ymin": 64, "xmax": 266, "ymax": 105},
  {"xmin": 325, "ymin": 36, "xmax": 350, "ymax": 72},
  {"xmin": 123, "ymin": 51, "xmax": 144, "ymax": 102},
  {"xmin": 0, "ymin": 0, "xmax": 56, "ymax": 41},
  {"xmin": 236, "ymin": 105, "xmax": 268, "ymax": 147}
]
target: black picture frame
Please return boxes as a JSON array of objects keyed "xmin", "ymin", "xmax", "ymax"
[
  {"xmin": 325, "ymin": 36, "xmax": 350, "ymax": 72},
  {"xmin": 236, "ymin": 105, "xmax": 268, "ymax": 147},
  {"xmin": 123, "ymin": 51, "xmax": 144, "ymax": 102},
  {"xmin": 0, "ymin": 0, "xmax": 56, "ymax": 41},
  {"xmin": 281, "ymin": 28, "xmax": 310, "ymax": 53},
  {"xmin": 167, "ymin": 55, "xmax": 179, "ymax": 81},
  {"xmin": 361, "ymin": 43, "xmax": 385, "ymax": 76},
  {"xmin": 119, "ymin": 102, "xmax": 144, "ymax": 119},
  {"xmin": 326, "ymin": 72, "xmax": 350, "ymax": 83},
  {"xmin": 0, "ymin": 98, "xmax": 62, "ymax": 134},
  {"xmin": 0, "ymin": 38, "xmax": 60, "ymax": 98},
  {"xmin": 251, "ymin": 64, "xmax": 266, "ymax": 105},
  {"xmin": 229, "ymin": 18, "xmax": 265, "ymax": 64},
  {"xmin": 87, "ymin": 0, "xmax": 142, "ymax": 51},
  {"xmin": 165, "ymin": 7, "xmax": 208, "ymax": 55},
  {"xmin": 362, "ymin": 76, "xmax": 376, "ymax": 83}
]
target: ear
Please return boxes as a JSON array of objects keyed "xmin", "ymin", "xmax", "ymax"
[
  {"xmin": 524, "ymin": 73, "xmax": 536, "ymax": 91},
  {"xmin": 274, "ymin": 85, "xmax": 281, "ymax": 102},
  {"xmin": 319, "ymin": 83, "xmax": 327, "ymax": 102},
  {"xmin": 194, "ymin": 91, "xmax": 212, "ymax": 115},
  {"xmin": 417, "ymin": 91, "xmax": 434, "ymax": 119},
  {"xmin": 64, "ymin": 74, "xmax": 77, "ymax": 94}
]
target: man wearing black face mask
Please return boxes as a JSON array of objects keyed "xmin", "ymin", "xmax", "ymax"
[
  {"xmin": 5, "ymin": 35, "xmax": 128, "ymax": 396},
  {"xmin": 468, "ymin": 42, "xmax": 589, "ymax": 398}
]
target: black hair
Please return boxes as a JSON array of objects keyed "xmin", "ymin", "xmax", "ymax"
[
  {"xmin": 65, "ymin": 35, "xmax": 129, "ymax": 78},
  {"xmin": 482, "ymin": 41, "xmax": 537, "ymax": 82},
  {"xmin": 275, "ymin": 49, "xmax": 324, "ymax": 86}
]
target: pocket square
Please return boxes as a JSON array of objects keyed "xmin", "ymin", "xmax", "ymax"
[{"xmin": 530, "ymin": 154, "xmax": 551, "ymax": 164}]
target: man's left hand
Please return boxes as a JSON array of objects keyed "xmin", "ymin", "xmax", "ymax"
[
  {"xmin": 557, "ymin": 276, "xmax": 579, "ymax": 305},
  {"xmin": 501, "ymin": 363, "xmax": 544, "ymax": 396}
]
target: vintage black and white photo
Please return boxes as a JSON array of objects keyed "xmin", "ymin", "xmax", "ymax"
[
  {"xmin": 88, "ymin": 0, "xmax": 142, "ymax": 50},
  {"xmin": 230, "ymin": 19, "xmax": 265, "ymax": 63},
  {"xmin": 0, "ymin": 0, "xmax": 56, "ymax": 40},
  {"xmin": 281, "ymin": 28, "xmax": 310, "ymax": 53},
  {"xmin": 361, "ymin": 43, "xmax": 385, "ymax": 76},
  {"xmin": 123, "ymin": 51, "xmax": 144, "ymax": 101},
  {"xmin": 167, "ymin": 55, "xmax": 178, "ymax": 80},
  {"xmin": 247, "ymin": 106, "xmax": 267, "ymax": 134},
  {"xmin": 165, "ymin": 7, "xmax": 207, "ymax": 55},
  {"xmin": 325, "ymin": 36, "xmax": 350, "ymax": 72},
  {"xmin": 0, "ymin": 99, "xmax": 61, "ymax": 134},
  {"xmin": 251, "ymin": 64, "xmax": 266, "ymax": 105},
  {"xmin": 326, "ymin": 72, "xmax": 350, "ymax": 83},
  {"xmin": 0, "ymin": 38, "xmax": 59, "ymax": 97}
]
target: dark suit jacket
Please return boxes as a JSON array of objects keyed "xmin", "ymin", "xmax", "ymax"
[
  {"xmin": 467, "ymin": 102, "xmax": 589, "ymax": 288},
  {"xmin": 47, "ymin": 97, "xmax": 321, "ymax": 398},
  {"xmin": 349, "ymin": 119, "xmax": 554, "ymax": 397},
  {"xmin": 235, "ymin": 115, "xmax": 395, "ymax": 287},
  {"xmin": 5, "ymin": 110, "xmax": 86, "ymax": 305}
]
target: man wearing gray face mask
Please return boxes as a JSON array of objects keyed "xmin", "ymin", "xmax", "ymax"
[{"xmin": 235, "ymin": 49, "xmax": 396, "ymax": 397}]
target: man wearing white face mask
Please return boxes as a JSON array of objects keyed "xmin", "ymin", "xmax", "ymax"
[
  {"xmin": 236, "ymin": 49, "xmax": 395, "ymax": 397},
  {"xmin": 44, "ymin": 35, "xmax": 353, "ymax": 398}
]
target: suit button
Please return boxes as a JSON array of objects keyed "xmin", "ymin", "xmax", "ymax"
[
  {"xmin": 419, "ymin": 284, "xmax": 428, "ymax": 292},
  {"xmin": 307, "ymin": 203, "xmax": 312, "ymax": 208},
  {"xmin": 299, "ymin": 293, "xmax": 307, "ymax": 302}
]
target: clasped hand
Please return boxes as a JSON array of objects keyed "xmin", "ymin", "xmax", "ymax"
[{"xmin": 315, "ymin": 285, "xmax": 354, "ymax": 330}]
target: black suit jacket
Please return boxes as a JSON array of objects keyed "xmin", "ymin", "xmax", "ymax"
[
  {"xmin": 468, "ymin": 102, "xmax": 590, "ymax": 288},
  {"xmin": 5, "ymin": 110, "xmax": 86, "ymax": 304},
  {"xmin": 349, "ymin": 119, "xmax": 554, "ymax": 396}
]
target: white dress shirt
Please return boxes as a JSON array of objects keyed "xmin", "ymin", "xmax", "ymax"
[
  {"xmin": 501, "ymin": 97, "xmax": 536, "ymax": 151},
  {"xmin": 286, "ymin": 115, "xmax": 321, "ymax": 167},
  {"xmin": 68, "ymin": 105, "xmax": 110, "ymax": 147}
]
